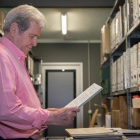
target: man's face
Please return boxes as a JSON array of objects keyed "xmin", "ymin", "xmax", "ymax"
[{"xmin": 14, "ymin": 21, "xmax": 41, "ymax": 55}]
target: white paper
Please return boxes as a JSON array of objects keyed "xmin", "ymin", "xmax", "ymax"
[{"xmin": 65, "ymin": 83, "xmax": 103, "ymax": 107}]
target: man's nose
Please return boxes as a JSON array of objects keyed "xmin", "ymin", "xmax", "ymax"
[{"xmin": 32, "ymin": 37, "xmax": 37, "ymax": 47}]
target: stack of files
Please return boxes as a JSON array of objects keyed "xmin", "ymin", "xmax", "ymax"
[{"xmin": 65, "ymin": 127, "xmax": 123, "ymax": 140}]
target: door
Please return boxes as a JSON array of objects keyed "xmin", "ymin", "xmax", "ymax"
[{"xmin": 45, "ymin": 70, "xmax": 76, "ymax": 136}]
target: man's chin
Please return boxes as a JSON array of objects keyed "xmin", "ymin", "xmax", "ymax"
[{"xmin": 24, "ymin": 51, "xmax": 29, "ymax": 56}]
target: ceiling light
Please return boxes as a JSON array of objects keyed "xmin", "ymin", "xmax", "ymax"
[{"xmin": 61, "ymin": 14, "xmax": 67, "ymax": 35}]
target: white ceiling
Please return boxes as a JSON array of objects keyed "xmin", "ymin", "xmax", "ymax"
[{"xmin": 38, "ymin": 8, "xmax": 112, "ymax": 43}]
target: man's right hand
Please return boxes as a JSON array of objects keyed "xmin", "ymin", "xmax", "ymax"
[{"xmin": 45, "ymin": 107, "xmax": 80, "ymax": 126}]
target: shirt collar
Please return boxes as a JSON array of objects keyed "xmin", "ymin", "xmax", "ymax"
[{"xmin": 1, "ymin": 36, "xmax": 26, "ymax": 60}]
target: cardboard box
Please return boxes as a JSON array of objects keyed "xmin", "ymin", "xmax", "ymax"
[
  {"xmin": 115, "ymin": 110, "xmax": 120, "ymax": 127},
  {"xmin": 132, "ymin": 98, "xmax": 140, "ymax": 108},
  {"xmin": 101, "ymin": 23, "xmax": 110, "ymax": 64},
  {"xmin": 133, "ymin": 108, "xmax": 140, "ymax": 127},
  {"xmin": 112, "ymin": 110, "xmax": 128, "ymax": 129},
  {"xmin": 112, "ymin": 110, "xmax": 116, "ymax": 127},
  {"xmin": 119, "ymin": 96, "xmax": 127, "ymax": 111},
  {"xmin": 120, "ymin": 110, "xmax": 128, "ymax": 129},
  {"xmin": 112, "ymin": 97, "xmax": 120, "ymax": 110}
]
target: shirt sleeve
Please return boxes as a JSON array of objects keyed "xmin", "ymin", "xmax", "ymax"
[{"xmin": 0, "ymin": 53, "xmax": 50, "ymax": 131}]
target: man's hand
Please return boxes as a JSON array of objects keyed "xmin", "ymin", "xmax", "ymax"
[{"xmin": 45, "ymin": 107, "xmax": 80, "ymax": 126}]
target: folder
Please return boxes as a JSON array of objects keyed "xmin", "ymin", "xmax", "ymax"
[
  {"xmin": 130, "ymin": 47, "xmax": 134, "ymax": 87},
  {"xmin": 114, "ymin": 61, "xmax": 117, "ymax": 92},
  {"xmin": 133, "ymin": 44, "xmax": 138, "ymax": 87},
  {"xmin": 133, "ymin": 0, "xmax": 139, "ymax": 26},
  {"xmin": 128, "ymin": 0, "xmax": 134, "ymax": 30},
  {"xmin": 123, "ymin": 52, "xmax": 127, "ymax": 89},
  {"xmin": 123, "ymin": 3, "xmax": 127, "ymax": 36},
  {"xmin": 126, "ymin": 48, "xmax": 131, "ymax": 88},
  {"xmin": 111, "ymin": 63, "xmax": 114, "ymax": 92},
  {"xmin": 120, "ymin": 56, "xmax": 124, "ymax": 90},
  {"xmin": 119, "ymin": 6, "xmax": 124, "ymax": 38}
]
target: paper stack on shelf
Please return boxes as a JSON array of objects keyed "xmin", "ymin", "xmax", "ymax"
[{"xmin": 65, "ymin": 127, "xmax": 123, "ymax": 140}]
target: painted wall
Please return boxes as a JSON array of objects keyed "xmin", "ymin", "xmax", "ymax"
[{"xmin": 32, "ymin": 42, "xmax": 101, "ymax": 127}]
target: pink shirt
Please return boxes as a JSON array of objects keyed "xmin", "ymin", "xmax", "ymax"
[{"xmin": 0, "ymin": 36, "xmax": 50, "ymax": 139}]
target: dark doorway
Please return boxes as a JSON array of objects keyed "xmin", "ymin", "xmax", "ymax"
[{"xmin": 45, "ymin": 70, "xmax": 76, "ymax": 136}]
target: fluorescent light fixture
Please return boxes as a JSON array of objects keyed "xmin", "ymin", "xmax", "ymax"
[{"xmin": 61, "ymin": 14, "xmax": 67, "ymax": 35}]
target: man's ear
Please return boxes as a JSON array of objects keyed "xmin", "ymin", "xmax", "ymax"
[{"xmin": 10, "ymin": 22, "xmax": 19, "ymax": 37}]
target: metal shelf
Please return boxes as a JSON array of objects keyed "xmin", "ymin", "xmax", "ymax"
[
  {"xmin": 101, "ymin": 0, "xmax": 140, "ymax": 130},
  {"xmin": 111, "ymin": 36, "xmax": 126, "ymax": 55},
  {"xmin": 129, "ymin": 87, "xmax": 140, "ymax": 93},
  {"xmin": 111, "ymin": 90, "xmax": 127, "ymax": 96},
  {"xmin": 101, "ymin": 94, "xmax": 112, "ymax": 99},
  {"xmin": 111, "ymin": 87, "xmax": 140, "ymax": 95},
  {"xmin": 106, "ymin": 0, "xmax": 125, "ymax": 23},
  {"xmin": 101, "ymin": 56, "xmax": 110, "ymax": 67},
  {"xmin": 127, "ymin": 21, "xmax": 140, "ymax": 38}
]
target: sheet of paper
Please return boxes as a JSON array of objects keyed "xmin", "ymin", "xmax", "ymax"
[
  {"xmin": 65, "ymin": 127, "xmax": 113, "ymax": 136},
  {"xmin": 65, "ymin": 83, "xmax": 103, "ymax": 107}
]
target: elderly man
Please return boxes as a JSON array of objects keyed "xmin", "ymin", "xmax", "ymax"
[{"xmin": 0, "ymin": 5, "xmax": 80, "ymax": 140}]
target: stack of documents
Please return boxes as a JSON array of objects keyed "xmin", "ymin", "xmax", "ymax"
[{"xmin": 65, "ymin": 127, "xmax": 123, "ymax": 140}]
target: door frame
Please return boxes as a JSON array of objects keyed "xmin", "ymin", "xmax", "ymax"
[{"xmin": 41, "ymin": 62, "xmax": 83, "ymax": 128}]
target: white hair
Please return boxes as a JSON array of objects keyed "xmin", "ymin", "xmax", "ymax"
[{"xmin": 3, "ymin": 5, "xmax": 46, "ymax": 33}]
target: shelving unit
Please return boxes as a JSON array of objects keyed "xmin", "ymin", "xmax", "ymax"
[
  {"xmin": 101, "ymin": 0, "xmax": 140, "ymax": 129},
  {"xmin": 26, "ymin": 52, "xmax": 43, "ymax": 106},
  {"xmin": 34, "ymin": 57, "xmax": 43, "ymax": 107}
]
